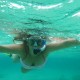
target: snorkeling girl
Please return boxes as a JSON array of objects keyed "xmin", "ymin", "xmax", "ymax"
[{"xmin": 0, "ymin": 34, "xmax": 80, "ymax": 73}]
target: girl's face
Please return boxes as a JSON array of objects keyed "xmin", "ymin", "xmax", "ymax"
[{"xmin": 28, "ymin": 36, "xmax": 46, "ymax": 56}]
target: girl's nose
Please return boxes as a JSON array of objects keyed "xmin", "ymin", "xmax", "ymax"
[{"xmin": 34, "ymin": 42, "xmax": 38, "ymax": 47}]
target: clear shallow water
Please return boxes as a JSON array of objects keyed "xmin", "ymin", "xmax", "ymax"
[{"xmin": 0, "ymin": 0, "xmax": 80, "ymax": 80}]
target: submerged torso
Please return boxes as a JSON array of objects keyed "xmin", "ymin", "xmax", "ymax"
[
  {"xmin": 20, "ymin": 43, "xmax": 47, "ymax": 69},
  {"xmin": 21, "ymin": 52, "xmax": 45, "ymax": 68}
]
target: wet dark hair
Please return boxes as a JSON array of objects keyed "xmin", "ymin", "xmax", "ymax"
[{"xmin": 13, "ymin": 33, "xmax": 33, "ymax": 42}]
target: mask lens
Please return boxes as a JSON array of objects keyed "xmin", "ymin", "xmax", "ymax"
[
  {"xmin": 29, "ymin": 36, "xmax": 43, "ymax": 46},
  {"xmin": 30, "ymin": 39, "xmax": 35, "ymax": 45},
  {"xmin": 37, "ymin": 39, "xmax": 42, "ymax": 46}
]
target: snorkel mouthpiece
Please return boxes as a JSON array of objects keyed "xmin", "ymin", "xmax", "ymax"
[{"xmin": 33, "ymin": 39, "xmax": 46, "ymax": 55}]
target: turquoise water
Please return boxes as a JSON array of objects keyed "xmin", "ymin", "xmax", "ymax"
[{"xmin": 0, "ymin": 0, "xmax": 80, "ymax": 80}]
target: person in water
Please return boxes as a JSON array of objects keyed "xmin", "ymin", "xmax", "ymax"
[{"xmin": 0, "ymin": 34, "xmax": 80, "ymax": 73}]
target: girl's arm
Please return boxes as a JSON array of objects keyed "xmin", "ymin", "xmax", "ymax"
[
  {"xmin": 44, "ymin": 38, "xmax": 80, "ymax": 55},
  {"xmin": 0, "ymin": 44, "xmax": 24, "ymax": 54}
]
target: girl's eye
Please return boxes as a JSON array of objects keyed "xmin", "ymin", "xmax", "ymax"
[
  {"xmin": 37, "ymin": 41, "xmax": 42, "ymax": 46},
  {"xmin": 38, "ymin": 39, "xmax": 42, "ymax": 42},
  {"xmin": 31, "ymin": 42, "xmax": 34, "ymax": 45},
  {"xmin": 30, "ymin": 39, "xmax": 34, "ymax": 45}
]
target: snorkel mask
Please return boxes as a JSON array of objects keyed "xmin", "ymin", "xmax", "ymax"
[{"xmin": 28, "ymin": 36, "xmax": 46, "ymax": 55}]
